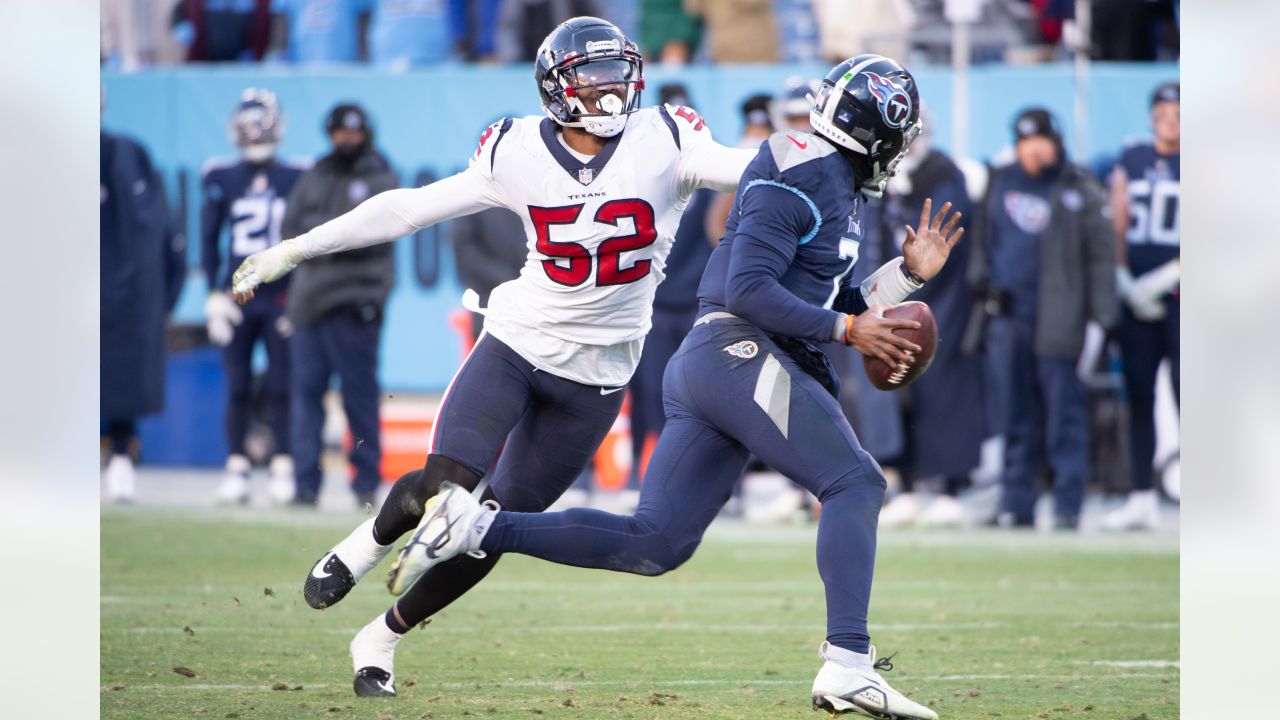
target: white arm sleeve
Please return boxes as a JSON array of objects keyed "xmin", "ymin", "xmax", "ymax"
[
  {"xmin": 860, "ymin": 256, "xmax": 925, "ymax": 307},
  {"xmin": 677, "ymin": 140, "xmax": 756, "ymax": 195},
  {"xmin": 294, "ymin": 168, "xmax": 505, "ymax": 259}
]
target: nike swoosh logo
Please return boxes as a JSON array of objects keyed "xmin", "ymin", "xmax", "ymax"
[
  {"xmin": 311, "ymin": 553, "xmax": 334, "ymax": 580},
  {"xmin": 787, "ymin": 135, "xmax": 808, "ymax": 150},
  {"xmin": 600, "ymin": 386, "xmax": 626, "ymax": 395},
  {"xmin": 376, "ymin": 679, "xmax": 395, "ymax": 693}
]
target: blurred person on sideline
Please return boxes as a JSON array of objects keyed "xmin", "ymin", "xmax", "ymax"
[
  {"xmin": 683, "ymin": 0, "xmax": 779, "ymax": 62},
  {"xmin": 772, "ymin": 75, "xmax": 819, "ymax": 133},
  {"xmin": 640, "ymin": 0, "xmax": 701, "ymax": 64},
  {"xmin": 628, "ymin": 83, "xmax": 719, "ymax": 486},
  {"xmin": 498, "ymin": 0, "xmax": 602, "ymax": 61},
  {"xmin": 876, "ymin": 115, "xmax": 982, "ymax": 528},
  {"xmin": 101, "ymin": 0, "xmax": 188, "ymax": 70},
  {"xmin": 811, "ymin": 0, "xmax": 908, "ymax": 63},
  {"xmin": 281, "ymin": 104, "xmax": 399, "ymax": 507},
  {"xmin": 1102, "ymin": 82, "xmax": 1180, "ymax": 532},
  {"xmin": 369, "ymin": 0, "xmax": 452, "ymax": 70},
  {"xmin": 448, "ymin": 0, "xmax": 502, "ymax": 61},
  {"xmin": 101, "ymin": 114, "xmax": 186, "ymax": 502},
  {"xmin": 706, "ymin": 92, "xmax": 774, "ymax": 240},
  {"xmin": 201, "ymin": 89, "xmax": 307, "ymax": 505},
  {"xmin": 270, "ymin": 0, "xmax": 371, "ymax": 63},
  {"xmin": 175, "ymin": 0, "xmax": 273, "ymax": 62},
  {"xmin": 969, "ymin": 107, "xmax": 1117, "ymax": 531}
]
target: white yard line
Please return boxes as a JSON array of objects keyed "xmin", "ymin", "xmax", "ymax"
[
  {"xmin": 102, "ymin": 670, "xmax": 1179, "ymax": 693},
  {"xmin": 1077, "ymin": 660, "xmax": 1181, "ymax": 668},
  {"xmin": 109, "ymin": 620, "xmax": 1176, "ymax": 635}
]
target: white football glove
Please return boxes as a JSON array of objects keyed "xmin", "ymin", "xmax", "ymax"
[
  {"xmin": 1115, "ymin": 267, "xmax": 1166, "ymax": 322},
  {"xmin": 231, "ymin": 239, "xmax": 306, "ymax": 301},
  {"xmin": 204, "ymin": 291, "xmax": 243, "ymax": 346}
]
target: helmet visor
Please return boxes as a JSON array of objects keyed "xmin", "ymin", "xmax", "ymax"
[{"xmin": 570, "ymin": 59, "xmax": 637, "ymax": 88}]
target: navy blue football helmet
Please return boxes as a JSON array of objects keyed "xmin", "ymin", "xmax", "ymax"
[
  {"xmin": 534, "ymin": 17, "xmax": 644, "ymax": 138},
  {"xmin": 231, "ymin": 88, "xmax": 283, "ymax": 163},
  {"xmin": 809, "ymin": 55, "xmax": 922, "ymax": 197}
]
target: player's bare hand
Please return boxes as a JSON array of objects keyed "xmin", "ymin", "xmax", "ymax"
[
  {"xmin": 848, "ymin": 305, "xmax": 922, "ymax": 366},
  {"xmin": 231, "ymin": 240, "xmax": 305, "ymax": 304},
  {"xmin": 901, "ymin": 198, "xmax": 964, "ymax": 282}
]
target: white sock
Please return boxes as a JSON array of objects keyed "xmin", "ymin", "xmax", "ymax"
[
  {"xmin": 334, "ymin": 519, "xmax": 391, "ymax": 577},
  {"xmin": 461, "ymin": 504, "xmax": 499, "ymax": 554},
  {"xmin": 822, "ymin": 641, "xmax": 872, "ymax": 669}
]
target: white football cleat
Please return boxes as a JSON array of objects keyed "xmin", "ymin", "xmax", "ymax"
[
  {"xmin": 918, "ymin": 495, "xmax": 966, "ymax": 528},
  {"xmin": 216, "ymin": 454, "xmax": 252, "ymax": 505},
  {"xmin": 350, "ymin": 614, "xmax": 403, "ymax": 697},
  {"xmin": 303, "ymin": 518, "xmax": 393, "ymax": 609},
  {"xmin": 104, "ymin": 454, "xmax": 136, "ymax": 503},
  {"xmin": 267, "ymin": 454, "xmax": 295, "ymax": 505},
  {"xmin": 1102, "ymin": 489, "xmax": 1160, "ymax": 532},
  {"xmin": 878, "ymin": 493, "xmax": 920, "ymax": 529},
  {"xmin": 386, "ymin": 482, "xmax": 497, "ymax": 596},
  {"xmin": 812, "ymin": 642, "xmax": 937, "ymax": 719}
]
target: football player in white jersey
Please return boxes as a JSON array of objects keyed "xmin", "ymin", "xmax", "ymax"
[{"xmin": 230, "ymin": 16, "xmax": 753, "ymax": 697}]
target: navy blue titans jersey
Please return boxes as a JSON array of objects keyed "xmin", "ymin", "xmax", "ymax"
[
  {"xmin": 201, "ymin": 158, "xmax": 307, "ymax": 295},
  {"xmin": 698, "ymin": 131, "xmax": 866, "ymax": 344},
  {"xmin": 1118, "ymin": 142, "xmax": 1179, "ymax": 275}
]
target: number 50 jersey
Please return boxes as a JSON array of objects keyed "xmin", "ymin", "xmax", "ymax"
[{"xmin": 1117, "ymin": 141, "xmax": 1179, "ymax": 276}]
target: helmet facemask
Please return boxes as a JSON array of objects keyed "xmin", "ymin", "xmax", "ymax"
[
  {"xmin": 542, "ymin": 52, "xmax": 644, "ymax": 138},
  {"xmin": 231, "ymin": 90, "xmax": 283, "ymax": 164}
]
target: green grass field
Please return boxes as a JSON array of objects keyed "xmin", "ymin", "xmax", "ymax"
[{"xmin": 102, "ymin": 506, "xmax": 1178, "ymax": 719}]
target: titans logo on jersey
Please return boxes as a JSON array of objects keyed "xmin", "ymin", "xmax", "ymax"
[
  {"xmin": 1118, "ymin": 142, "xmax": 1179, "ymax": 273},
  {"xmin": 201, "ymin": 159, "xmax": 307, "ymax": 295}
]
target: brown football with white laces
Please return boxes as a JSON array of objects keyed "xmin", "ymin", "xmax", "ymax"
[{"xmin": 861, "ymin": 301, "xmax": 938, "ymax": 391}]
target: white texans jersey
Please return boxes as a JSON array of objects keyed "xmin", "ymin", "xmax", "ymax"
[{"xmin": 469, "ymin": 105, "xmax": 749, "ymax": 386}]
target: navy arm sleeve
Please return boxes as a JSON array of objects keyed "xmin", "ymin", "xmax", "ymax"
[
  {"xmin": 200, "ymin": 172, "xmax": 226, "ymax": 290},
  {"xmin": 724, "ymin": 183, "xmax": 841, "ymax": 342}
]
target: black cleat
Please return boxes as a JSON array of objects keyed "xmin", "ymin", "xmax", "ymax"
[
  {"xmin": 303, "ymin": 552, "xmax": 356, "ymax": 609},
  {"xmin": 353, "ymin": 666, "xmax": 396, "ymax": 697}
]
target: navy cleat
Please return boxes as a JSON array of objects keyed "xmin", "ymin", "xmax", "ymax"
[{"xmin": 353, "ymin": 667, "xmax": 396, "ymax": 697}]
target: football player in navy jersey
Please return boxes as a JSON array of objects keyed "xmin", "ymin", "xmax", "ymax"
[
  {"xmin": 409, "ymin": 55, "xmax": 961, "ymax": 719},
  {"xmin": 1103, "ymin": 82, "xmax": 1180, "ymax": 531},
  {"xmin": 201, "ymin": 89, "xmax": 306, "ymax": 505}
]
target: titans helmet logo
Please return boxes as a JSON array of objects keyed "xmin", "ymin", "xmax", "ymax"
[{"xmin": 865, "ymin": 72, "xmax": 912, "ymax": 129}]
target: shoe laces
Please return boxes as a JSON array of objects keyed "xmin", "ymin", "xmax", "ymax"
[{"xmin": 873, "ymin": 651, "xmax": 896, "ymax": 673}]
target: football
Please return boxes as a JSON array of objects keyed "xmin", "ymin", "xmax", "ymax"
[{"xmin": 862, "ymin": 301, "xmax": 938, "ymax": 391}]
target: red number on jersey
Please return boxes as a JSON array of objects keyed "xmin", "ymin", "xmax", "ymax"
[
  {"xmin": 530, "ymin": 204, "xmax": 590, "ymax": 286},
  {"xmin": 528, "ymin": 199, "xmax": 659, "ymax": 287},
  {"xmin": 673, "ymin": 106, "xmax": 706, "ymax": 132},
  {"xmin": 474, "ymin": 125, "xmax": 495, "ymax": 158},
  {"xmin": 595, "ymin": 199, "xmax": 657, "ymax": 286}
]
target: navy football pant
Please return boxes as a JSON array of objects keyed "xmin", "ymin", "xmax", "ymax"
[
  {"xmin": 483, "ymin": 316, "xmax": 887, "ymax": 654},
  {"xmin": 373, "ymin": 333, "xmax": 624, "ymax": 628},
  {"xmin": 222, "ymin": 297, "xmax": 289, "ymax": 458},
  {"xmin": 1117, "ymin": 298, "xmax": 1179, "ymax": 491},
  {"xmin": 997, "ymin": 318, "xmax": 1089, "ymax": 521},
  {"xmin": 291, "ymin": 309, "xmax": 383, "ymax": 502}
]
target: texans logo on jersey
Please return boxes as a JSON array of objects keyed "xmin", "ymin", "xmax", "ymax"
[{"xmin": 865, "ymin": 72, "xmax": 912, "ymax": 130}]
